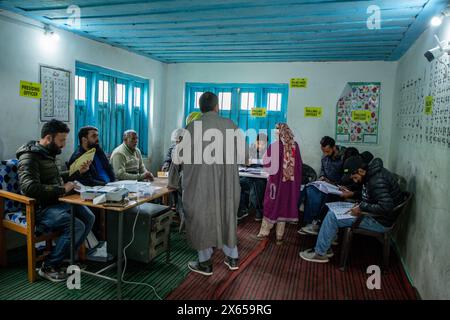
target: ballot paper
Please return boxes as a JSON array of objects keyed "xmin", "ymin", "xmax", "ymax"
[
  {"xmin": 69, "ymin": 148, "xmax": 96, "ymax": 176},
  {"xmin": 307, "ymin": 181, "xmax": 343, "ymax": 196},
  {"xmin": 326, "ymin": 202, "xmax": 355, "ymax": 220}
]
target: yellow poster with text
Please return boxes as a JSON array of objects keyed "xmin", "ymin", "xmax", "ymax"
[
  {"xmin": 424, "ymin": 96, "xmax": 433, "ymax": 115},
  {"xmin": 304, "ymin": 107, "xmax": 323, "ymax": 118},
  {"xmin": 290, "ymin": 78, "xmax": 308, "ymax": 88},
  {"xmin": 251, "ymin": 108, "xmax": 267, "ymax": 117},
  {"xmin": 351, "ymin": 110, "xmax": 371, "ymax": 122},
  {"xmin": 20, "ymin": 81, "xmax": 41, "ymax": 99}
]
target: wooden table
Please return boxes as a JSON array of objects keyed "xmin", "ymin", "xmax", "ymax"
[{"xmin": 59, "ymin": 178, "xmax": 173, "ymax": 299}]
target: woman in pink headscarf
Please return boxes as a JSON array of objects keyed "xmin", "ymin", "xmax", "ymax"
[{"xmin": 254, "ymin": 123, "xmax": 302, "ymax": 244}]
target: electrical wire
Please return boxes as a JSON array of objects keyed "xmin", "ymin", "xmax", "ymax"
[{"xmin": 120, "ymin": 188, "xmax": 163, "ymax": 300}]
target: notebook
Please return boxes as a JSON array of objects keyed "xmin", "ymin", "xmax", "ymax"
[
  {"xmin": 307, "ymin": 181, "xmax": 343, "ymax": 196},
  {"xmin": 325, "ymin": 202, "xmax": 355, "ymax": 220}
]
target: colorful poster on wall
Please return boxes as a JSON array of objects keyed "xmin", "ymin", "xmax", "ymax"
[{"xmin": 335, "ymin": 82, "xmax": 380, "ymax": 144}]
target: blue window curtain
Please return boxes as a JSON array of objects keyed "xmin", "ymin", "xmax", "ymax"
[
  {"xmin": 75, "ymin": 62, "xmax": 149, "ymax": 155},
  {"xmin": 74, "ymin": 69, "xmax": 92, "ymax": 140},
  {"xmin": 185, "ymin": 83, "xmax": 288, "ymax": 144}
]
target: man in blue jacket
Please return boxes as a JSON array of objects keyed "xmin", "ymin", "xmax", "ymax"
[{"xmin": 68, "ymin": 126, "xmax": 115, "ymax": 186}]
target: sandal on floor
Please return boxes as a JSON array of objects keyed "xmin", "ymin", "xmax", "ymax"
[{"xmin": 251, "ymin": 234, "xmax": 268, "ymax": 241}]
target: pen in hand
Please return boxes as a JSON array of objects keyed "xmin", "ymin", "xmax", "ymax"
[
  {"xmin": 345, "ymin": 203, "xmax": 360, "ymax": 214},
  {"xmin": 337, "ymin": 185, "xmax": 350, "ymax": 192}
]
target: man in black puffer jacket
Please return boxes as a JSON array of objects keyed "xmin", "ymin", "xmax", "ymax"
[
  {"xmin": 300, "ymin": 155, "xmax": 403, "ymax": 264},
  {"xmin": 17, "ymin": 119, "xmax": 95, "ymax": 282},
  {"xmin": 346, "ymin": 156, "xmax": 403, "ymax": 227}
]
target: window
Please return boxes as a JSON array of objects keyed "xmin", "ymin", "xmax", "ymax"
[
  {"xmin": 194, "ymin": 91, "xmax": 203, "ymax": 109},
  {"xmin": 75, "ymin": 61, "xmax": 150, "ymax": 155},
  {"xmin": 240, "ymin": 92, "xmax": 255, "ymax": 110},
  {"xmin": 133, "ymin": 87, "xmax": 141, "ymax": 108},
  {"xmin": 218, "ymin": 92, "xmax": 232, "ymax": 110},
  {"xmin": 267, "ymin": 93, "xmax": 282, "ymax": 111},
  {"xmin": 116, "ymin": 83, "xmax": 125, "ymax": 105},
  {"xmin": 75, "ymin": 75, "xmax": 86, "ymax": 101},
  {"xmin": 185, "ymin": 83, "xmax": 288, "ymax": 143},
  {"xmin": 98, "ymin": 80, "xmax": 109, "ymax": 103}
]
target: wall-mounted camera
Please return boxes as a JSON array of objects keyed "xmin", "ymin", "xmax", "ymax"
[{"xmin": 424, "ymin": 35, "xmax": 450, "ymax": 62}]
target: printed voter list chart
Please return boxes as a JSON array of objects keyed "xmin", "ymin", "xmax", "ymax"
[{"xmin": 40, "ymin": 65, "xmax": 70, "ymax": 122}]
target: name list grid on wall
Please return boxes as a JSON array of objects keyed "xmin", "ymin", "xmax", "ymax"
[
  {"xmin": 397, "ymin": 54, "xmax": 450, "ymax": 150},
  {"xmin": 39, "ymin": 65, "xmax": 70, "ymax": 122}
]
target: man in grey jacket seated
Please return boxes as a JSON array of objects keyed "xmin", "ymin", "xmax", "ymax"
[{"xmin": 299, "ymin": 155, "xmax": 403, "ymax": 263}]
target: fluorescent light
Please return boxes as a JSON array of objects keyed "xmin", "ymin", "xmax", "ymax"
[
  {"xmin": 49, "ymin": 32, "xmax": 60, "ymax": 42},
  {"xmin": 431, "ymin": 15, "xmax": 443, "ymax": 27},
  {"xmin": 41, "ymin": 26, "xmax": 60, "ymax": 51}
]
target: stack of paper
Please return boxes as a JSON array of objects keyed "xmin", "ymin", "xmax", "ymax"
[{"xmin": 106, "ymin": 181, "xmax": 162, "ymax": 197}]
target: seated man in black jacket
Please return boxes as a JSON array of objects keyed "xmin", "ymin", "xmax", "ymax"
[
  {"xmin": 299, "ymin": 145, "xmax": 361, "ymax": 235},
  {"xmin": 68, "ymin": 126, "xmax": 115, "ymax": 186},
  {"xmin": 17, "ymin": 120, "xmax": 95, "ymax": 281},
  {"xmin": 300, "ymin": 155, "xmax": 403, "ymax": 263}
]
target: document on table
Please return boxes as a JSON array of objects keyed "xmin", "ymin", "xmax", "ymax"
[
  {"xmin": 73, "ymin": 181, "xmax": 118, "ymax": 194},
  {"xmin": 307, "ymin": 181, "xmax": 343, "ymax": 196},
  {"xmin": 69, "ymin": 148, "xmax": 96, "ymax": 176},
  {"xmin": 106, "ymin": 181, "xmax": 162, "ymax": 196},
  {"xmin": 325, "ymin": 202, "xmax": 355, "ymax": 220}
]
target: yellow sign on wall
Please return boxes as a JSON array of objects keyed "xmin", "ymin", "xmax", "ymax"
[
  {"xmin": 351, "ymin": 110, "xmax": 371, "ymax": 122},
  {"xmin": 290, "ymin": 78, "xmax": 308, "ymax": 88},
  {"xmin": 304, "ymin": 107, "xmax": 323, "ymax": 118},
  {"xmin": 20, "ymin": 81, "xmax": 41, "ymax": 99},
  {"xmin": 251, "ymin": 108, "xmax": 267, "ymax": 117},
  {"xmin": 424, "ymin": 96, "xmax": 433, "ymax": 115}
]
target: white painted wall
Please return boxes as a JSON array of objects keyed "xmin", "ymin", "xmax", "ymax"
[
  {"xmin": 0, "ymin": 11, "xmax": 167, "ymax": 173},
  {"xmin": 1, "ymin": 8, "xmax": 448, "ymax": 300},
  {"xmin": 163, "ymin": 61, "xmax": 397, "ymax": 174},
  {"xmin": 389, "ymin": 18, "xmax": 450, "ymax": 300},
  {"xmin": 0, "ymin": 11, "xmax": 166, "ymax": 249}
]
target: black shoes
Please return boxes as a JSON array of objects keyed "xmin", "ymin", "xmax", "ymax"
[
  {"xmin": 188, "ymin": 256, "xmax": 239, "ymax": 275},
  {"xmin": 224, "ymin": 256, "xmax": 239, "ymax": 271},
  {"xmin": 237, "ymin": 209, "xmax": 249, "ymax": 221},
  {"xmin": 188, "ymin": 260, "xmax": 213, "ymax": 276},
  {"xmin": 38, "ymin": 263, "xmax": 67, "ymax": 282}
]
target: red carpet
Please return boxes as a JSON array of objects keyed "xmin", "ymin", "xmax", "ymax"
[{"xmin": 166, "ymin": 216, "xmax": 417, "ymax": 300}]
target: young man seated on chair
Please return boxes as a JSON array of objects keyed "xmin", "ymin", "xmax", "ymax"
[
  {"xmin": 17, "ymin": 119, "xmax": 95, "ymax": 282},
  {"xmin": 68, "ymin": 126, "xmax": 115, "ymax": 186},
  {"xmin": 299, "ymin": 155, "xmax": 403, "ymax": 263},
  {"xmin": 299, "ymin": 136, "xmax": 350, "ymax": 235}
]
